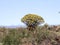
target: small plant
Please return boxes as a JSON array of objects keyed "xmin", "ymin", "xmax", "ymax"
[
  {"xmin": 3, "ymin": 35, "xmax": 11, "ymax": 45},
  {"xmin": 2, "ymin": 29, "xmax": 22, "ymax": 45},
  {"xmin": 21, "ymin": 14, "xmax": 44, "ymax": 30}
]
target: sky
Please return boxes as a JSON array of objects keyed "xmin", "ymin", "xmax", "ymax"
[{"xmin": 0, "ymin": 0, "xmax": 60, "ymax": 26}]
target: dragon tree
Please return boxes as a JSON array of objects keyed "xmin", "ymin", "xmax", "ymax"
[{"xmin": 21, "ymin": 14, "xmax": 44, "ymax": 30}]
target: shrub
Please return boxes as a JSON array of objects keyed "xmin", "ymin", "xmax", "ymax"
[{"xmin": 2, "ymin": 29, "xmax": 22, "ymax": 45}]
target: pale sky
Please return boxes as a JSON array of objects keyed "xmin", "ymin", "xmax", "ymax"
[{"xmin": 0, "ymin": 0, "xmax": 60, "ymax": 26}]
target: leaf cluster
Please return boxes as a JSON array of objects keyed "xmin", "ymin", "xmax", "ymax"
[{"xmin": 21, "ymin": 14, "xmax": 44, "ymax": 26}]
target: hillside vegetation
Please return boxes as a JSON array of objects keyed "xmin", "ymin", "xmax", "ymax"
[{"xmin": 0, "ymin": 25, "xmax": 60, "ymax": 45}]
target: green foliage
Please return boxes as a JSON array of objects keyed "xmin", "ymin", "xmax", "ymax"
[
  {"xmin": 3, "ymin": 35, "xmax": 11, "ymax": 45},
  {"xmin": 2, "ymin": 28, "xmax": 32, "ymax": 45},
  {"xmin": 21, "ymin": 14, "xmax": 44, "ymax": 30},
  {"xmin": 3, "ymin": 29, "xmax": 22, "ymax": 45}
]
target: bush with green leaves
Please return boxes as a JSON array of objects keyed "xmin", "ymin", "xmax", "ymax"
[
  {"xmin": 2, "ymin": 28, "xmax": 32, "ymax": 45},
  {"xmin": 2, "ymin": 29, "xmax": 22, "ymax": 45},
  {"xmin": 21, "ymin": 14, "xmax": 44, "ymax": 30}
]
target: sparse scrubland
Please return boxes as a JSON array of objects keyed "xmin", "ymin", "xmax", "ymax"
[
  {"xmin": 0, "ymin": 14, "xmax": 60, "ymax": 45},
  {"xmin": 0, "ymin": 26, "xmax": 60, "ymax": 45}
]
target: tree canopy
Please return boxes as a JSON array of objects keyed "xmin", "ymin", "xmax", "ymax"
[{"xmin": 21, "ymin": 14, "xmax": 44, "ymax": 30}]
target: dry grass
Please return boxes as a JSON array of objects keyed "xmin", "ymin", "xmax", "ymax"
[{"xmin": 0, "ymin": 26, "xmax": 60, "ymax": 45}]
